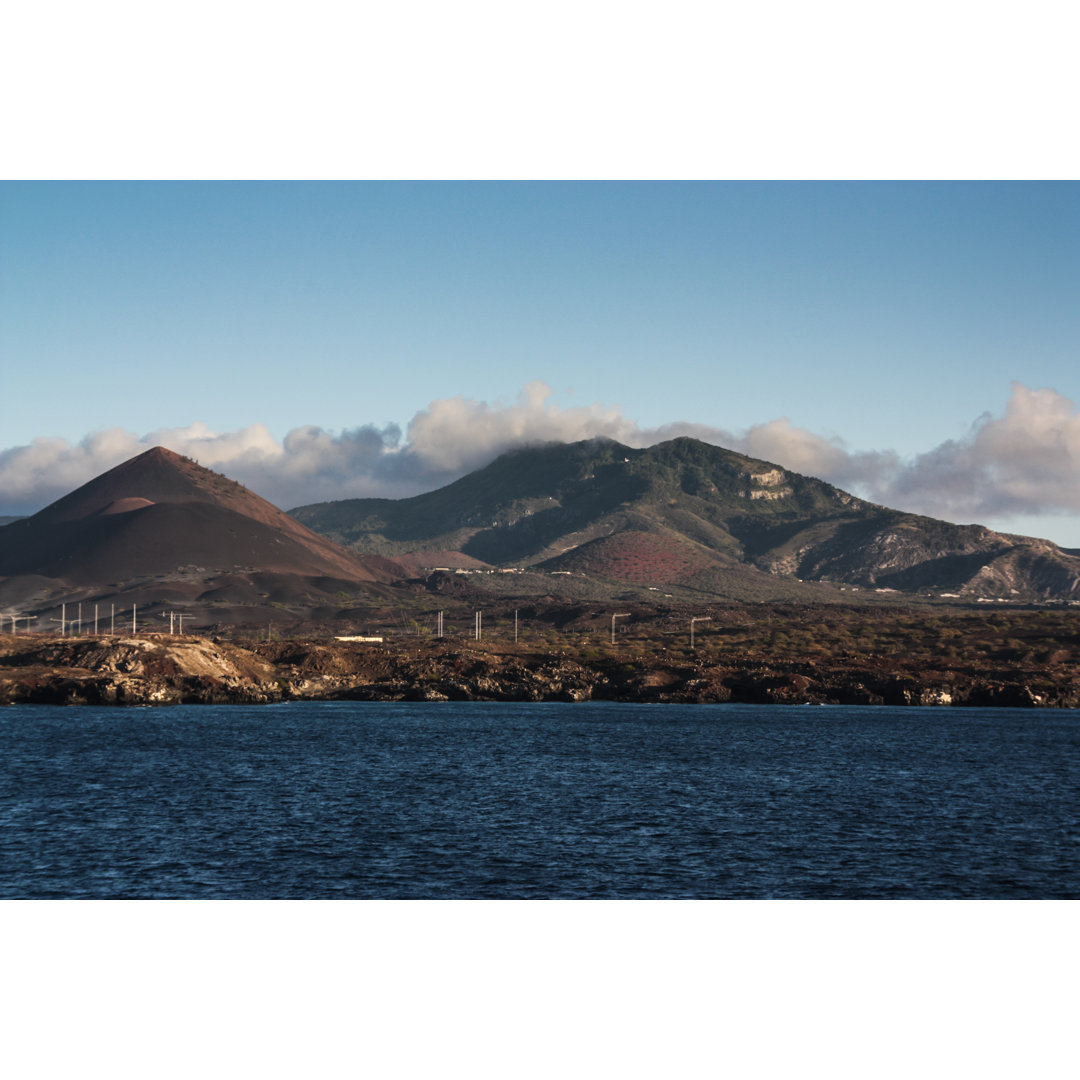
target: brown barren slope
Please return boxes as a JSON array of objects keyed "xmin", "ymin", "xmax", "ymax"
[
  {"xmin": 539, "ymin": 530, "xmax": 719, "ymax": 583},
  {"xmin": 0, "ymin": 447, "xmax": 407, "ymax": 586}
]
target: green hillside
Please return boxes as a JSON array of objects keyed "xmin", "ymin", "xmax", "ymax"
[{"xmin": 291, "ymin": 437, "xmax": 1080, "ymax": 601}]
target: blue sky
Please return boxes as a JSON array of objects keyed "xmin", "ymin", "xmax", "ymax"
[{"xmin": 2, "ymin": 181, "xmax": 1079, "ymax": 543}]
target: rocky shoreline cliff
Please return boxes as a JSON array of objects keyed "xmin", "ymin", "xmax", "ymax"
[{"xmin": 2, "ymin": 635, "xmax": 1076, "ymax": 708}]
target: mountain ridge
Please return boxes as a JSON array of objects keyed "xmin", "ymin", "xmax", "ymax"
[{"xmin": 291, "ymin": 436, "xmax": 1080, "ymax": 601}]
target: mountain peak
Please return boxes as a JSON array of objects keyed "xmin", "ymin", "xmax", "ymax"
[
  {"xmin": 30, "ymin": 446, "xmax": 230, "ymax": 525},
  {"xmin": 140, "ymin": 445, "xmax": 185, "ymax": 462},
  {"xmin": 0, "ymin": 447, "xmax": 406, "ymax": 588},
  {"xmin": 292, "ymin": 435, "xmax": 1080, "ymax": 600}
]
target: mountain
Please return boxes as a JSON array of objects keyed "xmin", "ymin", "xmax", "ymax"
[
  {"xmin": 0, "ymin": 447, "xmax": 406, "ymax": 624},
  {"xmin": 291, "ymin": 437, "xmax": 1080, "ymax": 602}
]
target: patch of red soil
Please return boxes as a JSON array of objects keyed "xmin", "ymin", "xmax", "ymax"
[{"xmin": 543, "ymin": 530, "xmax": 717, "ymax": 584}]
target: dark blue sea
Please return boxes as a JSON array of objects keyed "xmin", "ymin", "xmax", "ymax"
[{"xmin": 2, "ymin": 701, "xmax": 1078, "ymax": 898}]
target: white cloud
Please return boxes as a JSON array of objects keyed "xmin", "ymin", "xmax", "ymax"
[
  {"xmin": 403, "ymin": 381, "xmax": 637, "ymax": 474},
  {"xmin": 891, "ymin": 383, "xmax": 1080, "ymax": 519},
  {"xmin": 2, "ymin": 382, "xmax": 1079, "ymax": 545}
]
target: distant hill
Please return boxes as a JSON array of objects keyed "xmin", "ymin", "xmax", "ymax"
[
  {"xmin": 0, "ymin": 447, "xmax": 406, "ymax": 625},
  {"xmin": 291, "ymin": 437, "xmax": 1080, "ymax": 601}
]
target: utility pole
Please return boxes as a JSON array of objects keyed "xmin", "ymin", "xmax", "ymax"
[
  {"xmin": 111, "ymin": 604, "xmax": 115, "ymax": 635},
  {"xmin": 77, "ymin": 603, "xmax": 82, "ymax": 636},
  {"xmin": 94, "ymin": 605, "xmax": 99, "ymax": 635},
  {"xmin": 61, "ymin": 602, "xmax": 66, "ymax": 637},
  {"xmin": 176, "ymin": 614, "xmax": 195, "ymax": 634},
  {"xmin": 611, "ymin": 613, "xmax": 630, "ymax": 646},
  {"xmin": 436, "ymin": 611, "xmax": 444, "ymax": 638},
  {"xmin": 690, "ymin": 616, "xmax": 712, "ymax": 649},
  {"xmin": 515, "ymin": 609, "xmax": 519, "ymax": 644},
  {"xmin": 132, "ymin": 605, "xmax": 137, "ymax": 634},
  {"xmin": 475, "ymin": 611, "xmax": 483, "ymax": 641}
]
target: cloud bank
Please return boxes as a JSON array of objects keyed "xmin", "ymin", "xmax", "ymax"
[{"xmin": 2, "ymin": 382, "xmax": 1079, "ymax": 542}]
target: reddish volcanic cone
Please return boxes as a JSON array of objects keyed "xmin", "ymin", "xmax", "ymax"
[{"xmin": 0, "ymin": 446, "xmax": 405, "ymax": 586}]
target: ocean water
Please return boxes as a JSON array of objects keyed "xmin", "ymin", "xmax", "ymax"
[{"xmin": 1, "ymin": 701, "xmax": 1077, "ymax": 899}]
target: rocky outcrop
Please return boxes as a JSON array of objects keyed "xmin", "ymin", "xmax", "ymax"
[
  {"xmin": 1, "ymin": 635, "xmax": 1078, "ymax": 708},
  {"xmin": 0, "ymin": 636, "xmax": 283, "ymax": 705}
]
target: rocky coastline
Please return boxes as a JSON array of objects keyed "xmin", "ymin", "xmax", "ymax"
[{"xmin": 1, "ymin": 634, "xmax": 1076, "ymax": 708}]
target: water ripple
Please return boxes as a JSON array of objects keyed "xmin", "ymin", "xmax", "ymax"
[{"xmin": 1, "ymin": 701, "xmax": 1078, "ymax": 898}]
